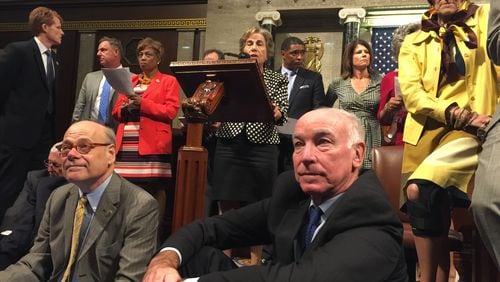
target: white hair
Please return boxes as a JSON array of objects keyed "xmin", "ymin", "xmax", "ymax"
[
  {"xmin": 50, "ymin": 141, "xmax": 62, "ymax": 153},
  {"xmin": 306, "ymin": 108, "xmax": 365, "ymax": 148}
]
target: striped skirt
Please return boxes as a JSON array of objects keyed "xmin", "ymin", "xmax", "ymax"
[{"xmin": 115, "ymin": 123, "xmax": 172, "ymax": 182}]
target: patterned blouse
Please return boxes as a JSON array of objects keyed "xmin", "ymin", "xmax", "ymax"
[
  {"xmin": 326, "ymin": 74, "xmax": 382, "ymax": 168},
  {"xmin": 216, "ymin": 68, "xmax": 288, "ymax": 144}
]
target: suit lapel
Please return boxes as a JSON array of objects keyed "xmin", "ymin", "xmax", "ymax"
[
  {"xmin": 77, "ymin": 174, "xmax": 120, "ymax": 260},
  {"xmin": 31, "ymin": 39, "xmax": 49, "ymax": 91},
  {"xmin": 274, "ymin": 199, "xmax": 309, "ymax": 263},
  {"xmin": 289, "ymin": 70, "xmax": 304, "ymax": 107},
  {"xmin": 90, "ymin": 72, "xmax": 104, "ymax": 106}
]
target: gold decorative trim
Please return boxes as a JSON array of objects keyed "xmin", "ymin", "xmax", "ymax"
[{"xmin": 0, "ymin": 18, "xmax": 206, "ymax": 32}]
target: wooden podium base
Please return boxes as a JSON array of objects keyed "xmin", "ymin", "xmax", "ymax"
[{"xmin": 171, "ymin": 123, "xmax": 208, "ymax": 232}]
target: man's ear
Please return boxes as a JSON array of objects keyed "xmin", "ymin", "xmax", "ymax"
[
  {"xmin": 352, "ymin": 142, "xmax": 366, "ymax": 169},
  {"xmin": 41, "ymin": 23, "xmax": 49, "ymax": 33},
  {"xmin": 107, "ymin": 144, "xmax": 116, "ymax": 165}
]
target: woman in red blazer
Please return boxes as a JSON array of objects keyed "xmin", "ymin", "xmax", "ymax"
[{"xmin": 112, "ymin": 37, "xmax": 180, "ymax": 238}]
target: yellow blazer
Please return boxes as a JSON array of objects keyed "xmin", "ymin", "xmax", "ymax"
[{"xmin": 398, "ymin": 4, "xmax": 500, "ymax": 145}]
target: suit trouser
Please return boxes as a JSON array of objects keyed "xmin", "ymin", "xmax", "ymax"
[
  {"xmin": 179, "ymin": 246, "xmax": 237, "ymax": 279},
  {"xmin": 0, "ymin": 116, "xmax": 53, "ymax": 224},
  {"xmin": 472, "ymin": 114, "xmax": 500, "ymax": 270}
]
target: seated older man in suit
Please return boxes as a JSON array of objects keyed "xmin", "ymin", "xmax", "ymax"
[
  {"xmin": 471, "ymin": 0, "xmax": 500, "ymax": 270},
  {"xmin": 0, "ymin": 142, "xmax": 67, "ymax": 270},
  {"xmin": 0, "ymin": 120, "xmax": 159, "ymax": 281},
  {"xmin": 143, "ymin": 108, "xmax": 407, "ymax": 282}
]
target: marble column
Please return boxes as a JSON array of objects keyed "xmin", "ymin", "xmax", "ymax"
[
  {"xmin": 338, "ymin": 8, "xmax": 366, "ymax": 46},
  {"xmin": 255, "ymin": 10, "xmax": 282, "ymax": 69}
]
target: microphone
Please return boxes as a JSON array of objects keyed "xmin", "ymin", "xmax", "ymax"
[{"xmin": 224, "ymin": 52, "xmax": 250, "ymax": 59}]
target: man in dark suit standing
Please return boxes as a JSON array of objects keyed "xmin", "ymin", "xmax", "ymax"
[
  {"xmin": 0, "ymin": 142, "xmax": 67, "ymax": 270},
  {"xmin": 72, "ymin": 36, "xmax": 123, "ymax": 131},
  {"xmin": 278, "ymin": 37, "xmax": 331, "ymax": 172},
  {"xmin": 0, "ymin": 121, "xmax": 159, "ymax": 281},
  {"xmin": 0, "ymin": 6, "xmax": 64, "ymax": 222},
  {"xmin": 143, "ymin": 108, "xmax": 407, "ymax": 282}
]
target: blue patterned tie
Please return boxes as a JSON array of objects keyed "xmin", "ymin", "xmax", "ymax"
[
  {"xmin": 98, "ymin": 79, "xmax": 111, "ymax": 123},
  {"xmin": 304, "ymin": 205, "xmax": 322, "ymax": 248}
]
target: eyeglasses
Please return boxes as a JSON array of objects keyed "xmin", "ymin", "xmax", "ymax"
[
  {"xmin": 44, "ymin": 160, "xmax": 61, "ymax": 168},
  {"xmin": 57, "ymin": 140, "xmax": 111, "ymax": 157}
]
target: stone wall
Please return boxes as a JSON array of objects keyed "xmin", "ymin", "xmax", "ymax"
[{"xmin": 204, "ymin": 0, "xmax": 488, "ymax": 91}]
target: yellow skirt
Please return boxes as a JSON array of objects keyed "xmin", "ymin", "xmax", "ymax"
[{"xmin": 401, "ymin": 119, "xmax": 480, "ymax": 206}]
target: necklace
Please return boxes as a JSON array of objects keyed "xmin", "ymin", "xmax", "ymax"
[{"xmin": 138, "ymin": 73, "xmax": 152, "ymax": 85}]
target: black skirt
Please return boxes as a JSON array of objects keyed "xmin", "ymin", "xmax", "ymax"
[{"xmin": 211, "ymin": 134, "xmax": 278, "ymax": 203}]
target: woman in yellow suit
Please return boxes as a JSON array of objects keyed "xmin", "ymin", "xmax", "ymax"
[{"xmin": 398, "ymin": 0, "xmax": 500, "ymax": 280}]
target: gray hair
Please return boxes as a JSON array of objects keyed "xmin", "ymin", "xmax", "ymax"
[
  {"xmin": 334, "ymin": 109, "xmax": 365, "ymax": 148},
  {"xmin": 302, "ymin": 108, "xmax": 365, "ymax": 148},
  {"xmin": 99, "ymin": 36, "xmax": 123, "ymax": 56},
  {"xmin": 391, "ymin": 22, "xmax": 421, "ymax": 63},
  {"xmin": 50, "ymin": 141, "xmax": 62, "ymax": 153},
  {"xmin": 239, "ymin": 26, "xmax": 275, "ymax": 59},
  {"xmin": 101, "ymin": 124, "xmax": 116, "ymax": 145}
]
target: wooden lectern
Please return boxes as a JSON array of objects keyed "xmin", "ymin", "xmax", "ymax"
[{"xmin": 170, "ymin": 59, "xmax": 274, "ymax": 232}]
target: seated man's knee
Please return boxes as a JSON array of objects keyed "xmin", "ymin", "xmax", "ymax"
[{"xmin": 405, "ymin": 181, "xmax": 446, "ymax": 237}]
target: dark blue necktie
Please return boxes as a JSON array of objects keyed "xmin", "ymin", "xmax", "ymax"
[
  {"xmin": 304, "ymin": 205, "xmax": 322, "ymax": 248},
  {"xmin": 46, "ymin": 49, "xmax": 55, "ymax": 114},
  {"xmin": 98, "ymin": 80, "xmax": 111, "ymax": 123}
]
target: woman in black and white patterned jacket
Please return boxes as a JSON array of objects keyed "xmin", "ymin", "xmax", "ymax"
[{"xmin": 212, "ymin": 26, "xmax": 288, "ymax": 214}]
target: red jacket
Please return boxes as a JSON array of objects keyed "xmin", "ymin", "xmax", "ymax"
[{"xmin": 112, "ymin": 72, "xmax": 180, "ymax": 155}]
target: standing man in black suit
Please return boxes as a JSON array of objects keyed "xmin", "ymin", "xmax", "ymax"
[
  {"xmin": 143, "ymin": 108, "xmax": 407, "ymax": 282},
  {"xmin": 278, "ymin": 36, "xmax": 331, "ymax": 172},
  {"xmin": 0, "ymin": 6, "xmax": 64, "ymax": 222},
  {"xmin": 0, "ymin": 142, "xmax": 67, "ymax": 270}
]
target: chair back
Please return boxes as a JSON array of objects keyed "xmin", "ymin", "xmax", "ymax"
[{"xmin": 371, "ymin": 146, "xmax": 408, "ymax": 221}]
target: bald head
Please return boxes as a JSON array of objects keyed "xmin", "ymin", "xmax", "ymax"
[
  {"xmin": 292, "ymin": 108, "xmax": 366, "ymax": 205},
  {"xmin": 61, "ymin": 121, "xmax": 116, "ymax": 192}
]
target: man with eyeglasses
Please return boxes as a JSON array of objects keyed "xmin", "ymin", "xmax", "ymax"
[
  {"xmin": 0, "ymin": 143, "xmax": 67, "ymax": 270},
  {"xmin": 0, "ymin": 120, "xmax": 159, "ymax": 281}
]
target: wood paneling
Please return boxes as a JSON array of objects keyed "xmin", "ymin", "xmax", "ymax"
[{"xmin": 94, "ymin": 30, "xmax": 179, "ymax": 75}]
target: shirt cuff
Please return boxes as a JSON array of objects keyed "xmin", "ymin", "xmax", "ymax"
[{"xmin": 160, "ymin": 247, "xmax": 183, "ymax": 265}]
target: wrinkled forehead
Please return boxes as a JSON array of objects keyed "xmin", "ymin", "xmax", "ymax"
[
  {"xmin": 64, "ymin": 123, "xmax": 100, "ymax": 142},
  {"xmin": 48, "ymin": 151, "xmax": 60, "ymax": 160},
  {"xmin": 429, "ymin": 0, "xmax": 466, "ymax": 5},
  {"xmin": 295, "ymin": 118, "xmax": 337, "ymax": 138},
  {"xmin": 246, "ymin": 33, "xmax": 265, "ymax": 43},
  {"xmin": 295, "ymin": 111, "xmax": 349, "ymax": 137}
]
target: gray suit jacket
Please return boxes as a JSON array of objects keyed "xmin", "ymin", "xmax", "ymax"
[
  {"xmin": 488, "ymin": 0, "xmax": 500, "ymax": 65},
  {"xmin": 0, "ymin": 173, "xmax": 159, "ymax": 282},
  {"xmin": 72, "ymin": 70, "xmax": 119, "ymax": 131}
]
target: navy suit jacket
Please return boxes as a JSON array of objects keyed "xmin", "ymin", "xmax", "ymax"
[
  {"xmin": 162, "ymin": 170, "xmax": 408, "ymax": 282},
  {"xmin": 0, "ymin": 38, "xmax": 57, "ymax": 149},
  {"xmin": 0, "ymin": 169, "xmax": 66, "ymax": 270},
  {"xmin": 283, "ymin": 67, "xmax": 331, "ymax": 119}
]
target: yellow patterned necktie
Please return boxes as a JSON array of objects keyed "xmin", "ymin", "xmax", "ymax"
[{"xmin": 61, "ymin": 194, "xmax": 88, "ymax": 282}]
